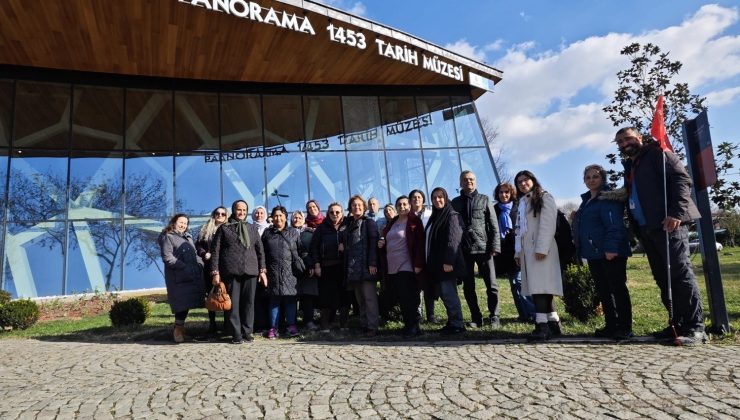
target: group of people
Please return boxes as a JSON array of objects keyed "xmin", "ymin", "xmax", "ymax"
[{"xmin": 158, "ymin": 126, "xmax": 707, "ymax": 346}]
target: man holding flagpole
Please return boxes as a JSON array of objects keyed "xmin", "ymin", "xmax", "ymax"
[{"xmin": 614, "ymin": 99, "xmax": 706, "ymax": 344}]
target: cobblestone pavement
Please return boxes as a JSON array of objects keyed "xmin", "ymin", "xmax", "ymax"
[{"xmin": 1, "ymin": 339, "xmax": 739, "ymax": 419}]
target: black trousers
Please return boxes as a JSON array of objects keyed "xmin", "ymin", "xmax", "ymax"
[
  {"xmin": 588, "ymin": 257, "xmax": 632, "ymax": 331},
  {"xmin": 225, "ymin": 275, "xmax": 257, "ymax": 339},
  {"xmin": 462, "ymin": 253, "xmax": 499, "ymax": 324},
  {"xmin": 388, "ymin": 271, "xmax": 420, "ymax": 329},
  {"xmin": 639, "ymin": 226, "xmax": 704, "ymax": 333}
]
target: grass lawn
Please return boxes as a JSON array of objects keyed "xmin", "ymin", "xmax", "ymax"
[{"xmin": 2, "ymin": 247, "xmax": 738, "ymax": 343}]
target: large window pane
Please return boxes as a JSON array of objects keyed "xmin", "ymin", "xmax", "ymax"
[
  {"xmin": 123, "ymin": 219, "xmax": 165, "ymax": 291},
  {"xmin": 8, "ymin": 151, "xmax": 68, "ymax": 222},
  {"xmin": 5, "ymin": 221, "xmax": 65, "ymax": 298},
  {"xmin": 175, "ymin": 91, "xmax": 219, "ymax": 151},
  {"xmin": 14, "ymin": 81, "xmax": 70, "ymax": 149},
  {"xmin": 303, "ymin": 96, "xmax": 344, "ymax": 151},
  {"xmin": 221, "ymin": 94, "xmax": 262, "ymax": 150},
  {"xmin": 222, "ymin": 157, "xmax": 266, "ymax": 212},
  {"xmin": 266, "ymin": 152, "xmax": 308, "ymax": 211},
  {"xmin": 0, "ymin": 79, "xmax": 12, "ymax": 147},
  {"xmin": 452, "ymin": 96, "xmax": 485, "ymax": 147},
  {"xmin": 125, "ymin": 89, "xmax": 173, "ymax": 151},
  {"xmin": 69, "ymin": 151, "xmax": 123, "ymax": 219},
  {"xmin": 263, "ymin": 95, "xmax": 304, "ymax": 150},
  {"xmin": 380, "ymin": 96, "xmax": 421, "ymax": 149},
  {"xmin": 460, "ymin": 148, "xmax": 498, "ymax": 197},
  {"xmin": 124, "ymin": 153, "xmax": 173, "ymax": 218},
  {"xmin": 0, "ymin": 152, "xmax": 7, "ymax": 222},
  {"xmin": 424, "ymin": 149, "xmax": 461, "ymax": 198},
  {"xmin": 67, "ymin": 220, "xmax": 122, "ymax": 293},
  {"xmin": 307, "ymin": 151, "xmax": 349, "ymax": 210},
  {"xmin": 342, "ymin": 96, "xmax": 383, "ymax": 150},
  {"xmin": 417, "ymin": 96, "xmax": 456, "ymax": 148},
  {"xmin": 386, "ymin": 150, "xmax": 425, "ymax": 200},
  {"xmin": 347, "ymin": 151, "xmax": 389, "ymax": 205},
  {"xmin": 176, "ymin": 154, "xmax": 222, "ymax": 215},
  {"xmin": 72, "ymin": 85, "xmax": 124, "ymax": 150}
]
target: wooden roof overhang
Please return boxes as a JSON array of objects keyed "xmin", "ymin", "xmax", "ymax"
[{"xmin": 0, "ymin": 0, "xmax": 502, "ymax": 98}]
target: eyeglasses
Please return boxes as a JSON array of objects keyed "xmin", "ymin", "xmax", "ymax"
[
  {"xmin": 329, "ymin": 210, "xmax": 342, "ymax": 214},
  {"xmin": 516, "ymin": 177, "xmax": 531, "ymax": 184},
  {"xmin": 215, "ymin": 212, "xmax": 227, "ymax": 217}
]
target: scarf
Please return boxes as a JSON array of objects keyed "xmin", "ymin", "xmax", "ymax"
[
  {"xmin": 305, "ymin": 200, "xmax": 325, "ymax": 228},
  {"xmin": 515, "ymin": 196, "xmax": 528, "ymax": 253},
  {"xmin": 497, "ymin": 201, "xmax": 513, "ymax": 239},
  {"xmin": 227, "ymin": 215, "xmax": 251, "ymax": 249}
]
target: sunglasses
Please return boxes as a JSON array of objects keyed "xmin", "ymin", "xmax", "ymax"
[{"xmin": 214, "ymin": 212, "xmax": 227, "ymax": 217}]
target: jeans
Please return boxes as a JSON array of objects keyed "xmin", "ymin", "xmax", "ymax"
[
  {"xmin": 508, "ymin": 271, "xmax": 534, "ymax": 320},
  {"xmin": 437, "ymin": 277, "xmax": 464, "ymax": 329},
  {"xmin": 269, "ymin": 295, "xmax": 297, "ymax": 328},
  {"xmin": 462, "ymin": 253, "xmax": 499, "ymax": 324}
]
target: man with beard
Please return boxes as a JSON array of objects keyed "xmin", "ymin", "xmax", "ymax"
[{"xmin": 615, "ymin": 127, "xmax": 705, "ymax": 345}]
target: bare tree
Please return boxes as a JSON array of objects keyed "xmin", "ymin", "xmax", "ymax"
[{"xmin": 481, "ymin": 117, "xmax": 512, "ymax": 182}]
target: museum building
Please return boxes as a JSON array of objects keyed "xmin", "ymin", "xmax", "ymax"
[{"xmin": 0, "ymin": 0, "xmax": 503, "ymax": 298}]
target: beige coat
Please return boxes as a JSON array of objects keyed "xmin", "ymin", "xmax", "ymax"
[{"xmin": 514, "ymin": 192, "xmax": 563, "ymax": 296}]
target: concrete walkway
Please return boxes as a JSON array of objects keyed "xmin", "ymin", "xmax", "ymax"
[{"xmin": 0, "ymin": 339, "xmax": 738, "ymax": 419}]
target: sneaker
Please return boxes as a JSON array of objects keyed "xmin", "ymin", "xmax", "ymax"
[
  {"xmin": 244, "ymin": 333, "xmax": 254, "ymax": 342},
  {"xmin": 612, "ymin": 330, "xmax": 634, "ymax": 341},
  {"xmin": 466, "ymin": 321, "xmax": 481, "ymax": 329},
  {"xmin": 287, "ymin": 325, "xmax": 299, "ymax": 337},
  {"xmin": 594, "ymin": 326, "xmax": 615, "ymax": 338},
  {"xmin": 439, "ymin": 325, "xmax": 466, "ymax": 335},
  {"xmin": 305, "ymin": 321, "xmax": 319, "ymax": 331},
  {"xmin": 425, "ymin": 315, "xmax": 439, "ymax": 324},
  {"xmin": 652, "ymin": 325, "xmax": 679, "ymax": 341},
  {"xmin": 527, "ymin": 323, "xmax": 551, "ymax": 342},
  {"xmin": 489, "ymin": 316, "xmax": 501, "ymax": 329},
  {"xmin": 547, "ymin": 320, "xmax": 562, "ymax": 337},
  {"xmin": 267, "ymin": 328, "xmax": 278, "ymax": 340},
  {"xmin": 676, "ymin": 330, "xmax": 707, "ymax": 346},
  {"xmin": 231, "ymin": 337, "xmax": 244, "ymax": 344}
]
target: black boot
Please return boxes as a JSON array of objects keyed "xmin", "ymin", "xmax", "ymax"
[
  {"xmin": 527, "ymin": 322, "xmax": 551, "ymax": 342},
  {"xmin": 548, "ymin": 320, "xmax": 562, "ymax": 337}
]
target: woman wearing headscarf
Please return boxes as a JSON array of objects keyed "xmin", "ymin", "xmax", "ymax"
[
  {"xmin": 305, "ymin": 199, "xmax": 324, "ymax": 229},
  {"xmin": 425, "ymin": 187, "xmax": 466, "ymax": 335},
  {"xmin": 211, "ymin": 200, "xmax": 267, "ymax": 344},
  {"xmin": 378, "ymin": 195, "xmax": 425, "ymax": 337},
  {"xmin": 252, "ymin": 205, "xmax": 270, "ymax": 236},
  {"xmin": 158, "ymin": 214, "xmax": 204, "ymax": 343},
  {"xmin": 196, "ymin": 206, "xmax": 228, "ymax": 335},
  {"xmin": 514, "ymin": 170, "xmax": 563, "ymax": 342},
  {"xmin": 573, "ymin": 164, "xmax": 633, "ymax": 340},
  {"xmin": 493, "ymin": 183, "xmax": 535, "ymax": 323},
  {"xmin": 292, "ymin": 210, "xmax": 319, "ymax": 330}
]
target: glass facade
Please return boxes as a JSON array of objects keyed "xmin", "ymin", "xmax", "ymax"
[{"xmin": 0, "ymin": 77, "xmax": 497, "ymax": 298}]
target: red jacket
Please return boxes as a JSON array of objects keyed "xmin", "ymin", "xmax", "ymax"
[{"xmin": 379, "ymin": 212, "xmax": 426, "ymax": 289}]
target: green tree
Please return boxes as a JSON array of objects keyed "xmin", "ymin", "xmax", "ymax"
[{"xmin": 710, "ymin": 142, "xmax": 740, "ymax": 211}]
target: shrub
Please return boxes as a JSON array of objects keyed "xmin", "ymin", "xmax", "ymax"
[
  {"xmin": 0, "ymin": 299, "xmax": 40, "ymax": 330},
  {"xmin": 109, "ymin": 297, "xmax": 151, "ymax": 327},
  {"xmin": 0, "ymin": 290, "xmax": 11, "ymax": 305},
  {"xmin": 561, "ymin": 264, "xmax": 599, "ymax": 322}
]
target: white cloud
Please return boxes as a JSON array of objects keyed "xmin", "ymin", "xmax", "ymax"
[
  {"xmin": 313, "ymin": 0, "xmax": 366, "ymax": 16},
  {"xmin": 474, "ymin": 4, "xmax": 740, "ymax": 166},
  {"xmin": 444, "ymin": 39, "xmax": 487, "ymax": 62}
]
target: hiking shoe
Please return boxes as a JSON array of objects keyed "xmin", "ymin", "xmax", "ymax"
[
  {"xmin": 287, "ymin": 325, "xmax": 299, "ymax": 337},
  {"xmin": 527, "ymin": 323, "xmax": 551, "ymax": 342},
  {"xmin": 267, "ymin": 328, "xmax": 278, "ymax": 340},
  {"xmin": 547, "ymin": 320, "xmax": 562, "ymax": 337},
  {"xmin": 676, "ymin": 330, "xmax": 707, "ymax": 346}
]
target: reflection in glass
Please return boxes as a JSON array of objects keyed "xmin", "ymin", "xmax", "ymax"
[
  {"xmin": 347, "ymin": 151, "xmax": 389, "ymax": 204},
  {"xmin": 175, "ymin": 91, "xmax": 219, "ymax": 151},
  {"xmin": 222, "ymin": 157, "xmax": 266, "ymax": 212},
  {"xmin": 0, "ymin": 79, "xmax": 12, "ymax": 147},
  {"xmin": 14, "ymin": 81, "xmax": 70, "ymax": 149},
  {"xmin": 221, "ymin": 93, "xmax": 262, "ymax": 150},
  {"xmin": 307, "ymin": 151, "xmax": 350, "ymax": 210},
  {"xmin": 125, "ymin": 89, "xmax": 173, "ymax": 150},
  {"xmin": 424, "ymin": 149, "xmax": 461, "ymax": 198},
  {"xmin": 380, "ymin": 96, "xmax": 421, "ymax": 149},
  {"xmin": 5, "ymin": 221, "xmax": 65, "ymax": 298},
  {"xmin": 176, "ymin": 154, "xmax": 222, "ymax": 215},
  {"xmin": 266, "ymin": 152, "xmax": 308, "ymax": 211},
  {"xmin": 386, "ymin": 150, "xmax": 425, "ymax": 200},
  {"xmin": 7, "ymin": 151, "xmax": 68, "ymax": 222},
  {"xmin": 67, "ymin": 220, "xmax": 122, "ymax": 293},
  {"xmin": 123, "ymin": 219, "xmax": 165, "ymax": 290},
  {"xmin": 303, "ymin": 96, "xmax": 344, "ymax": 150},
  {"xmin": 72, "ymin": 85, "xmax": 124, "ymax": 150},
  {"xmin": 0, "ymin": 153, "xmax": 6, "ymax": 222},
  {"xmin": 69, "ymin": 152, "xmax": 123, "ymax": 218},
  {"xmin": 417, "ymin": 96, "xmax": 456, "ymax": 148},
  {"xmin": 460, "ymin": 148, "xmax": 498, "ymax": 197},
  {"xmin": 124, "ymin": 154, "xmax": 173, "ymax": 218},
  {"xmin": 452, "ymin": 96, "xmax": 485, "ymax": 147},
  {"xmin": 263, "ymin": 95, "xmax": 304, "ymax": 150},
  {"xmin": 342, "ymin": 96, "xmax": 384, "ymax": 150}
]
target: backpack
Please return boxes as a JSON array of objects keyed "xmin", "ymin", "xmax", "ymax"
[{"xmin": 555, "ymin": 210, "xmax": 576, "ymax": 269}]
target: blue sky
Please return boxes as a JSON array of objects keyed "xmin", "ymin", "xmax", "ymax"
[{"xmin": 319, "ymin": 0, "xmax": 740, "ymax": 205}]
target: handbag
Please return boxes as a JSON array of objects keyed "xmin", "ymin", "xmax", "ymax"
[{"xmin": 205, "ymin": 282, "xmax": 231, "ymax": 311}]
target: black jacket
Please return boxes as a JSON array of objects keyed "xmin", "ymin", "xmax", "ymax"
[
  {"xmin": 211, "ymin": 222, "xmax": 265, "ymax": 278},
  {"xmin": 342, "ymin": 216, "xmax": 378, "ymax": 284},
  {"xmin": 262, "ymin": 226, "xmax": 302, "ymax": 296},
  {"xmin": 451, "ymin": 191, "xmax": 501, "ymax": 255},
  {"xmin": 310, "ymin": 218, "xmax": 345, "ymax": 267},
  {"xmin": 425, "ymin": 209, "xmax": 466, "ymax": 281},
  {"xmin": 493, "ymin": 201, "xmax": 519, "ymax": 276}
]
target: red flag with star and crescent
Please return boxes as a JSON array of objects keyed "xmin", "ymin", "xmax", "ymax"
[{"xmin": 650, "ymin": 95, "xmax": 673, "ymax": 152}]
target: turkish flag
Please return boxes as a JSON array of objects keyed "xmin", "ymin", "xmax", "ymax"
[{"xmin": 650, "ymin": 95, "xmax": 673, "ymax": 152}]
